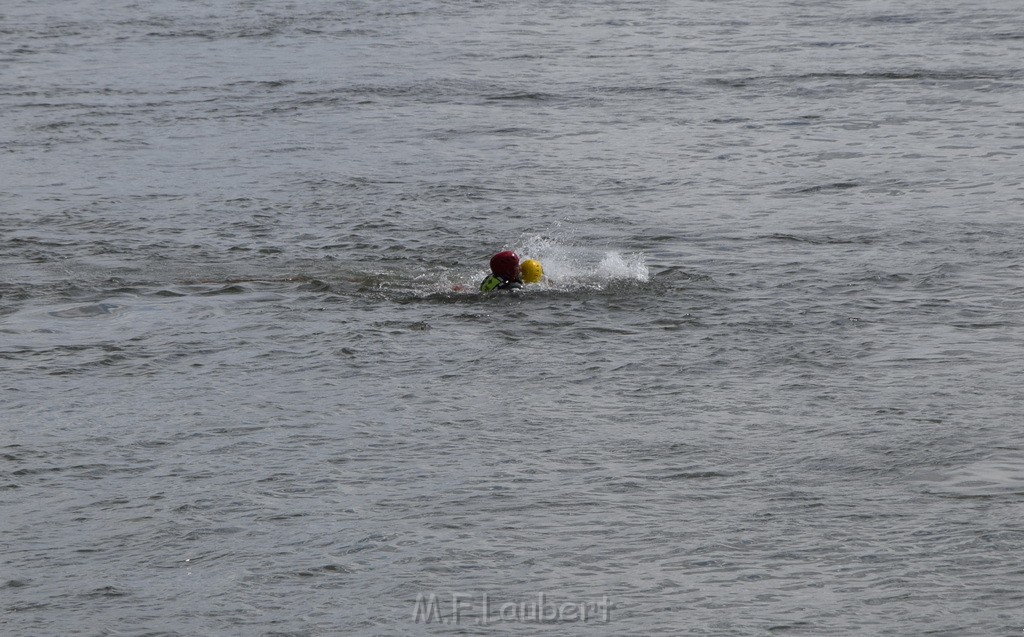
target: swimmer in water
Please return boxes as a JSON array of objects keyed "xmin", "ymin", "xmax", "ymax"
[{"xmin": 480, "ymin": 250, "xmax": 524, "ymax": 292}]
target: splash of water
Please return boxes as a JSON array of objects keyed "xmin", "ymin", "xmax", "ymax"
[
  {"xmin": 517, "ymin": 235, "xmax": 649, "ymax": 288},
  {"xmin": 595, "ymin": 251, "xmax": 650, "ymax": 283}
]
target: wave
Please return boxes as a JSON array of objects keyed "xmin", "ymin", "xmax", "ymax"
[{"xmin": 707, "ymin": 68, "xmax": 1020, "ymax": 89}]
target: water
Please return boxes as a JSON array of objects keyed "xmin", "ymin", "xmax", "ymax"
[{"xmin": 2, "ymin": 0, "xmax": 1023, "ymax": 635}]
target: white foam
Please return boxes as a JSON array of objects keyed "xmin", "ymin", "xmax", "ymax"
[
  {"xmin": 517, "ymin": 235, "xmax": 648, "ymax": 288},
  {"xmin": 596, "ymin": 251, "xmax": 650, "ymax": 283}
]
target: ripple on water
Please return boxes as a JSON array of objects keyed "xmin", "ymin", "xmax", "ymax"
[
  {"xmin": 47, "ymin": 302, "xmax": 122, "ymax": 319},
  {"xmin": 917, "ymin": 455, "xmax": 1024, "ymax": 499}
]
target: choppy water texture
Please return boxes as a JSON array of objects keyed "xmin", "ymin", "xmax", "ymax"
[{"xmin": 3, "ymin": 0, "xmax": 1024, "ymax": 635}]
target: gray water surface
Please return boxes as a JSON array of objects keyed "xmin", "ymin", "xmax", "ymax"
[{"xmin": 3, "ymin": 1, "xmax": 1023, "ymax": 635}]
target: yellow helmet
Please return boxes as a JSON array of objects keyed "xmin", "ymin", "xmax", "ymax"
[{"xmin": 521, "ymin": 259, "xmax": 543, "ymax": 284}]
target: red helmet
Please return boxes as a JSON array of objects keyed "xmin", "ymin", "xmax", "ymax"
[{"xmin": 489, "ymin": 250, "xmax": 521, "ymax": 279}]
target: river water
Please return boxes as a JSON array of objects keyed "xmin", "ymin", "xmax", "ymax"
[{"xmin": 2, "ymin": 1, "xmax": 1023, "ymax": 635}]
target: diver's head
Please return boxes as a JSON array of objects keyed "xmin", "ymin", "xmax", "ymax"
[{"xmin": 490, "ymin": 250, "xmax": 521, "ymax": 280}]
